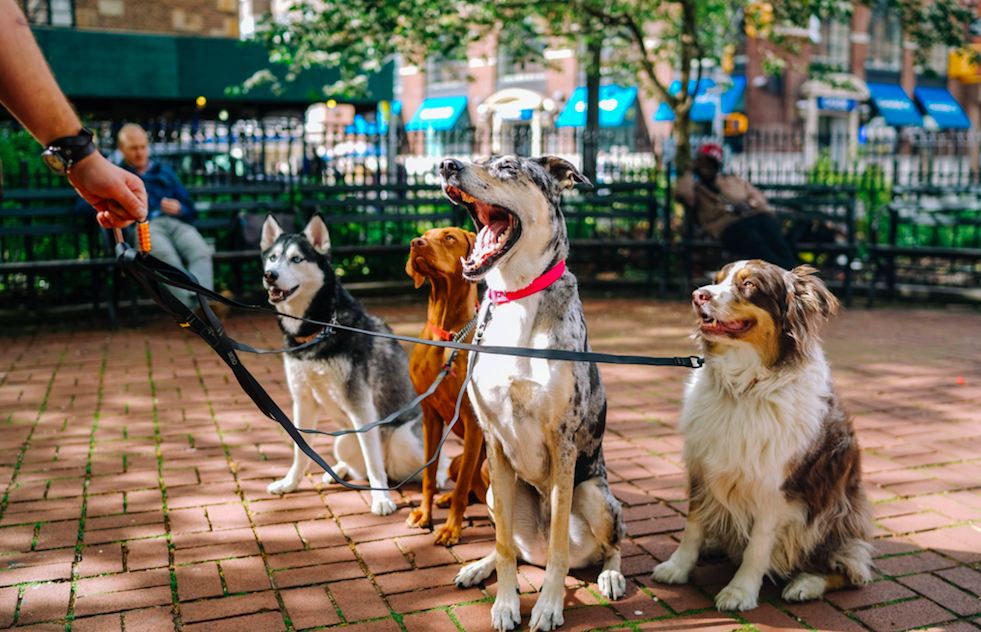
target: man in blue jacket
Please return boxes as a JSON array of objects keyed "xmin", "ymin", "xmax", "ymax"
[{"xmin": 116, "ymin": 123, "xmax": 217, "ymax": 310}]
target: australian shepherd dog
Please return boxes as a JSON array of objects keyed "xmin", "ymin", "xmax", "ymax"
[{"xmin": 653, "ymin": 260, "xmax": 873, "ymax": 611}]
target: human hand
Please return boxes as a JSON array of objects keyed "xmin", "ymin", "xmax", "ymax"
[
  {"xmin": 68, "ymin": 153, "xmax": 148, "ymax": 228},
  {"xmin": 161, "ymin": 198, "xmax": 182, "ymax": 216}
]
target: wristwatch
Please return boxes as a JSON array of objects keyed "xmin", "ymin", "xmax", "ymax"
[{"xmin": 41, "ymin": 128, "xmax": 96, "ymax": 175}]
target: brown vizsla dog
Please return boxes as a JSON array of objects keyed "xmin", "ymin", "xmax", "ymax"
[{"xmin": 405, "ymin": 227, "xmax": 488, "ymax": 546}]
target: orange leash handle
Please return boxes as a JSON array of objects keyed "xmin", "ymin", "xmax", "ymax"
[{"xmin": 137, "ymin": 220, "xmax": 151, "ymax": 253}]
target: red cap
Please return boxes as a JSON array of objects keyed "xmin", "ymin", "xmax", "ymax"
[{"xmin": 698, "ymin": 143, "xmax": 724, "ymax": 165}]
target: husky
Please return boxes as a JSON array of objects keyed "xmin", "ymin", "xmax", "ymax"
[
  {"xmin": 260, "ymin": 214, "xmax": 445, "ymax": 516},
  {"xmin": 441, "ymin": 156, "xmax": 626, "ymax": 632}
]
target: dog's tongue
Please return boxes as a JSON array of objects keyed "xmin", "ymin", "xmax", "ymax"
[{"xmin": 468, "ymin": 220, "xmax": 510, "ymax": 268}]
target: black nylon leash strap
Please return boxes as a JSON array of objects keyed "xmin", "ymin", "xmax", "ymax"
[{"xmin": 121, "ymin": 251, "xmax": 705, "ymax": 370}]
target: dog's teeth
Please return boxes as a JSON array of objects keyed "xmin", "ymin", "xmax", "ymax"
[{"xmin": 460, "ymin": 192, "xmax": 475, "ymax": 204}]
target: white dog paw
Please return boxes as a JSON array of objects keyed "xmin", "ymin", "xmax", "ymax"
[
  {"xmin": 455, "ymin": 558, "xmax": 495, "ymax": 588},
  {"xmin": 529, "ymin": 592, "xmax": 564, "ymax": 632},
  {"xmin": 651, "ymin": 559, "xmax": 691, "ymax": 585},
  {"xmin": 323, "ymin": 462, "xmax": 350, "ymax": 485},
  {"xmin": 715, "ymin": 583, "xmax": 759, "ymax": 612},
  {"xmin": 370, "ymin": 493, "xmax": 398, "ymax": 516},
  {"xmin": 782, "ymin": 574, "xmax": 826, "ymax": 602},
  {"xmin": 267, "ymin": 477, "xmax": 300, "ymax": 495},
  {"xmin": 598, "ymin": 569, "xmax": 626, "ymax": 601},
  {"xmin": 490, "ymin": 591, "xmax": 522, "ymax": 632}
]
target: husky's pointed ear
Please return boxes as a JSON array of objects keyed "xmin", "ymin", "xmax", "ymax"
[
  {"xmin": 302, "ymin": 213, "xmax": 332, "ymax": 255},
  {"xmin": 260, "ymin": 213, "xmax": 283, "ymax": 252},
  {"xmin": 536, "ymin": 156, "xmax": 592, "ymax": 190}
]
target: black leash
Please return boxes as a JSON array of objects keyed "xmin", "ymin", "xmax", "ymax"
[
  {"xmin": 119, "ymin": 254, "xmax": 704, "ymax": 369},
  {"xmin": 113, "ymin": 241, "xmax": 703, "ymax": 492}
]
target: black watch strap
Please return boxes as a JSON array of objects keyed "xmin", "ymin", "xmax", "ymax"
[{"xmin": 43, "ymin": 128, "xmax": 96, "ymax": 173}]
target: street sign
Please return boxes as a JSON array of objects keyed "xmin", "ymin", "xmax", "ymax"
[{"xmin": 817, "ymin": 97, "xmax": 857, "ymax": 112}]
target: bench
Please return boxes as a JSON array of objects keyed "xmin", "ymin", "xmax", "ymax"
[
  {"xmin": 678, "ymin": 182, "xmax": 858, "ymax": 306},
  {"xmin": 297, "ymin": 180, "xmax": 668, "ymax": 290},
  {"xmin": 0, "ymin": 188, "xmax": 116, "ymax": 319}
]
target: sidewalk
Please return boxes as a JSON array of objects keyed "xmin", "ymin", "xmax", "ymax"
[{"xmin": 1, "ymin": 299, "xmax": 980, "ymax": 632}]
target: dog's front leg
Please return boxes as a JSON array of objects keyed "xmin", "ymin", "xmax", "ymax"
[
  {"xmin": 529, "ymin": 444, "xmax": 576, "ymax": 632},
  {"xmin": 345, "ymin": 398, "xmax": 398, "ymax": 516},
  {"xmin": 406, "ymin": 404, "xmax": 443, "ymax": 530},
  {"xmin": 651, "ymin": 507, "xmax": 705, "ymax": 585},
  {"xmin": 268, "ymin": 391, "xmax": 319, "ymax": 495},
  {"xmin": 435, "ymin": 406, "xmax": 483, "ymax": 546},
  {"xmin": 486, "ymin": 435, "xmax": 522, "ymax": 632},
  {"xmin": 715, "ymin": 511, "xmax": 779, "ymax": 612}
]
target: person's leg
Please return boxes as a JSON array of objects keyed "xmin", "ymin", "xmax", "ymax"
[
  {"xmin": 754, "ymin": 214, "xmax": 797, "ymax": 270},
  {"xmin": 167, "ymin": 217, "xmax": 215, "ymax": 295},
  {"xmin": 721, "ymin": 215, "xmax": 796, "ymax": 269},
  {"xmin": 147, "ymin": 218, "xmax": 196, "ymax": 307}
]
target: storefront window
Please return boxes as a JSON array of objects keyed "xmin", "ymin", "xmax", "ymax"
[
  {"xmin": 865, "ymin": 2, "xmax": 903, "ymax": 73},
  {"xmin": 812, "ymin": 19, "xmax": 851, "ymax": 71},
  {"xmin": 21, "ymin": 0, "xmax": 74, "ymax": 26},
  {"xmin": 426, "ymin": 57, "xmax": 467, "ymax": 90}
]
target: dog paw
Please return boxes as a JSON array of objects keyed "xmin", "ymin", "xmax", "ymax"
[
  {"xmin": 435, "ymin": 493, "xmax": 453, "ymax": 509},
  {"xmin": 267, "ymin": 477, "xmax": 300, "ymax": 495},
  {"xmin": 455, "ymin": 558, "xmax": 495, "ymax": 588},
  {"xmin": 782, "ymin": 574, "xmax": 826, "ymax": 602},
  {"xmin": 529, "ymin": 592, "xmax": 564, "ymax": 632},
  {"xmin": 323, "ymin": 462, "xmax": 350, "ymax": 485},
  {"xmin": 491, "ymin": 591, "xmax": 522, "ymax": 632},
  {"xmin": 434, "ymin": 523, "xmax": 462, "ymax": 547},
  {"xmin": 651, "ymin": 559, "xmax": 691, "ymax": 585},
  {"xmin": 405, "ymin": 508, "xmax": 430, "ymax": 529},
  {"xmin": 371, "ymin": 493, "xmax": 398, "ymax": 516},
  {"xmin": 598, "ymin": 569, "xmax": 626, "ymax": 601},
  {"xmin": 715, "ymin": 583, "xmax": 759, "ymax": 612}
]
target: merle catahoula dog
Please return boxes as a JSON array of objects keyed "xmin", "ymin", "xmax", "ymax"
[
  {"xmin": 259, "ymin": 214, "xmax": 445, "ymax": 516},
  {"xmin": 441, "ymin": 156, "xmax": 626, "ymax": 632}
]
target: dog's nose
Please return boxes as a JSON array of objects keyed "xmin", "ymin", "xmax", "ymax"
[
  {"xmin": 264, "ymin": 270, "xmax": 278, "ymax": 284},
  {"xmin": 411, "ymin": 237, "xmax": 426, "ymax": 249},
  {"xmin": 440, "ymin": 159, "xmax": 464, "ymax": 177},
  {"xmin": 692, "ymin": 289, "xmax": 712, "ymax": 306}
]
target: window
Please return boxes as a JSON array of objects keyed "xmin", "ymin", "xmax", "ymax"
[
  {"xmin": 425, "ymin": 57, "xmax": 467, "ymax": 89},
  {"xmin": 865, "ymin": 2, "xmax": 902, "ymax": 73},
  {"xmin": 496, "ymin": 32, "xmax": 546, "ymax": 82},
  {"xmin": 922, "ymin": 45, "xmax": 948, "ymax": 77},
  {"xmin": 812, "ymin": 19, "xmax": 850, "ymax": 70},
  {"xmin": 22, "ymin": 0, "xmax": 74, "ymax": 26}
]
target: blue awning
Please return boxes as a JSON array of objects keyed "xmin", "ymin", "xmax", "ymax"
[
  {"xmin": 405, "ymin": 96, "xmax": 468, "ymax": 131},
  {"xmin": 654, "ymin": 76, "xmax": 746, "ymax": 123},
  {"xmin": 866, "ymin": 82, "xmax": 922, "ymax": 127},
  {"xmin": 555, "ymin": 84, "xmax": 639, "ymax": 128},
  {"xmin": 914, "ymin": 87, "xmax": 970, "ymax": 130}
]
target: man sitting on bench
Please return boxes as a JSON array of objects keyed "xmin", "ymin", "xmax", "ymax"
[
  {"xmin": 81, "ymin": 123, "xmax": 230, "ymax": 318},
  {"xmin": 675, "ymin": 143, "xmax": 796, "ymax": 270}
]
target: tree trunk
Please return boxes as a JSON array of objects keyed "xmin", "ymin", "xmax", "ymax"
[
  {"xmin": 673, "ymin": 116, "xmax": 692, "ymax": 174},
  {"xmin": 583, "ymin": 38, "xmax": 602, "ymax": 184}
]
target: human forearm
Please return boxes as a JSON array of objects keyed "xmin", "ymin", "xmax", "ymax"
[{"xmin": 0, "ymin": 0, "xmax": 81, "ymax": 144}]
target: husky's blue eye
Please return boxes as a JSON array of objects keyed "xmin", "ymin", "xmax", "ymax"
[
  {"xmin": 292, "ymin": 256, "xmax": 303, "ymax": 264},
  {"xmin": 269, "ymin": 254, "xmax": 277, "ymax": 262}
]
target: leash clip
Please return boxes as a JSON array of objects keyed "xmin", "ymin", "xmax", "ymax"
[{"xmin": 689, "ymin": 356, "xmax": 705, "ymax": 369}]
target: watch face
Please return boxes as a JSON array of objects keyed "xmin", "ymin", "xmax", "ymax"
[{"xmin": 42, "ymin": 150, "xmax": 69, "ymax": 176}]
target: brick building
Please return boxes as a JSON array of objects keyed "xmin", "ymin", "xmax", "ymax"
[
  {"xmin": 396, "ymin": 5, "xmax": 977, "ymax": 158},
  {"xmin": 24, "ymin": 0, "xmax": 240, "ymax": 37}
]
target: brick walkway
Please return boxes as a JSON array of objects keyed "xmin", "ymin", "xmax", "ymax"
[{"xmin": 1, "ymin": 299, "xmax": 980, "ymax": 632}]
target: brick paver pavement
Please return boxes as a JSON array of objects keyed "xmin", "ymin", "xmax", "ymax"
[{"xmin": 1, "ymin": 299, "xmax": 980, "ymax": 631}]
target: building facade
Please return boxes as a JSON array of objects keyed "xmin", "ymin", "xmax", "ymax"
[{"xmin": 396, "ymin": 4, "xmax": 977, "ymax": 160}]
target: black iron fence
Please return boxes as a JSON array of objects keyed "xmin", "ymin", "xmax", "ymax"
[{"xmin": 4, "ymin": 118, "xmax": 981, "ymax": 317}]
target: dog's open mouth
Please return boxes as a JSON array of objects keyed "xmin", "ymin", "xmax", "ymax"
[
  {"xmin": 268, "ymin": 285, "xmax": 299, "ymax": 304},
  {"xmin": 699, "ymin": 313, "xmax": 754, "ymax": 336},
  {"xmin": 444, "ymin": 185, "xmax": 521, "ymax": 278}
]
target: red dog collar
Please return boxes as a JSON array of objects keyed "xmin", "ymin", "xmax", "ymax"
[
  {"xmin": 426, "ymin": 320, "xmax": 454, "ymax": 341},
  {"xmin": 488, "ymin": 260, "xmax": 566, "ymax": 305}
]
